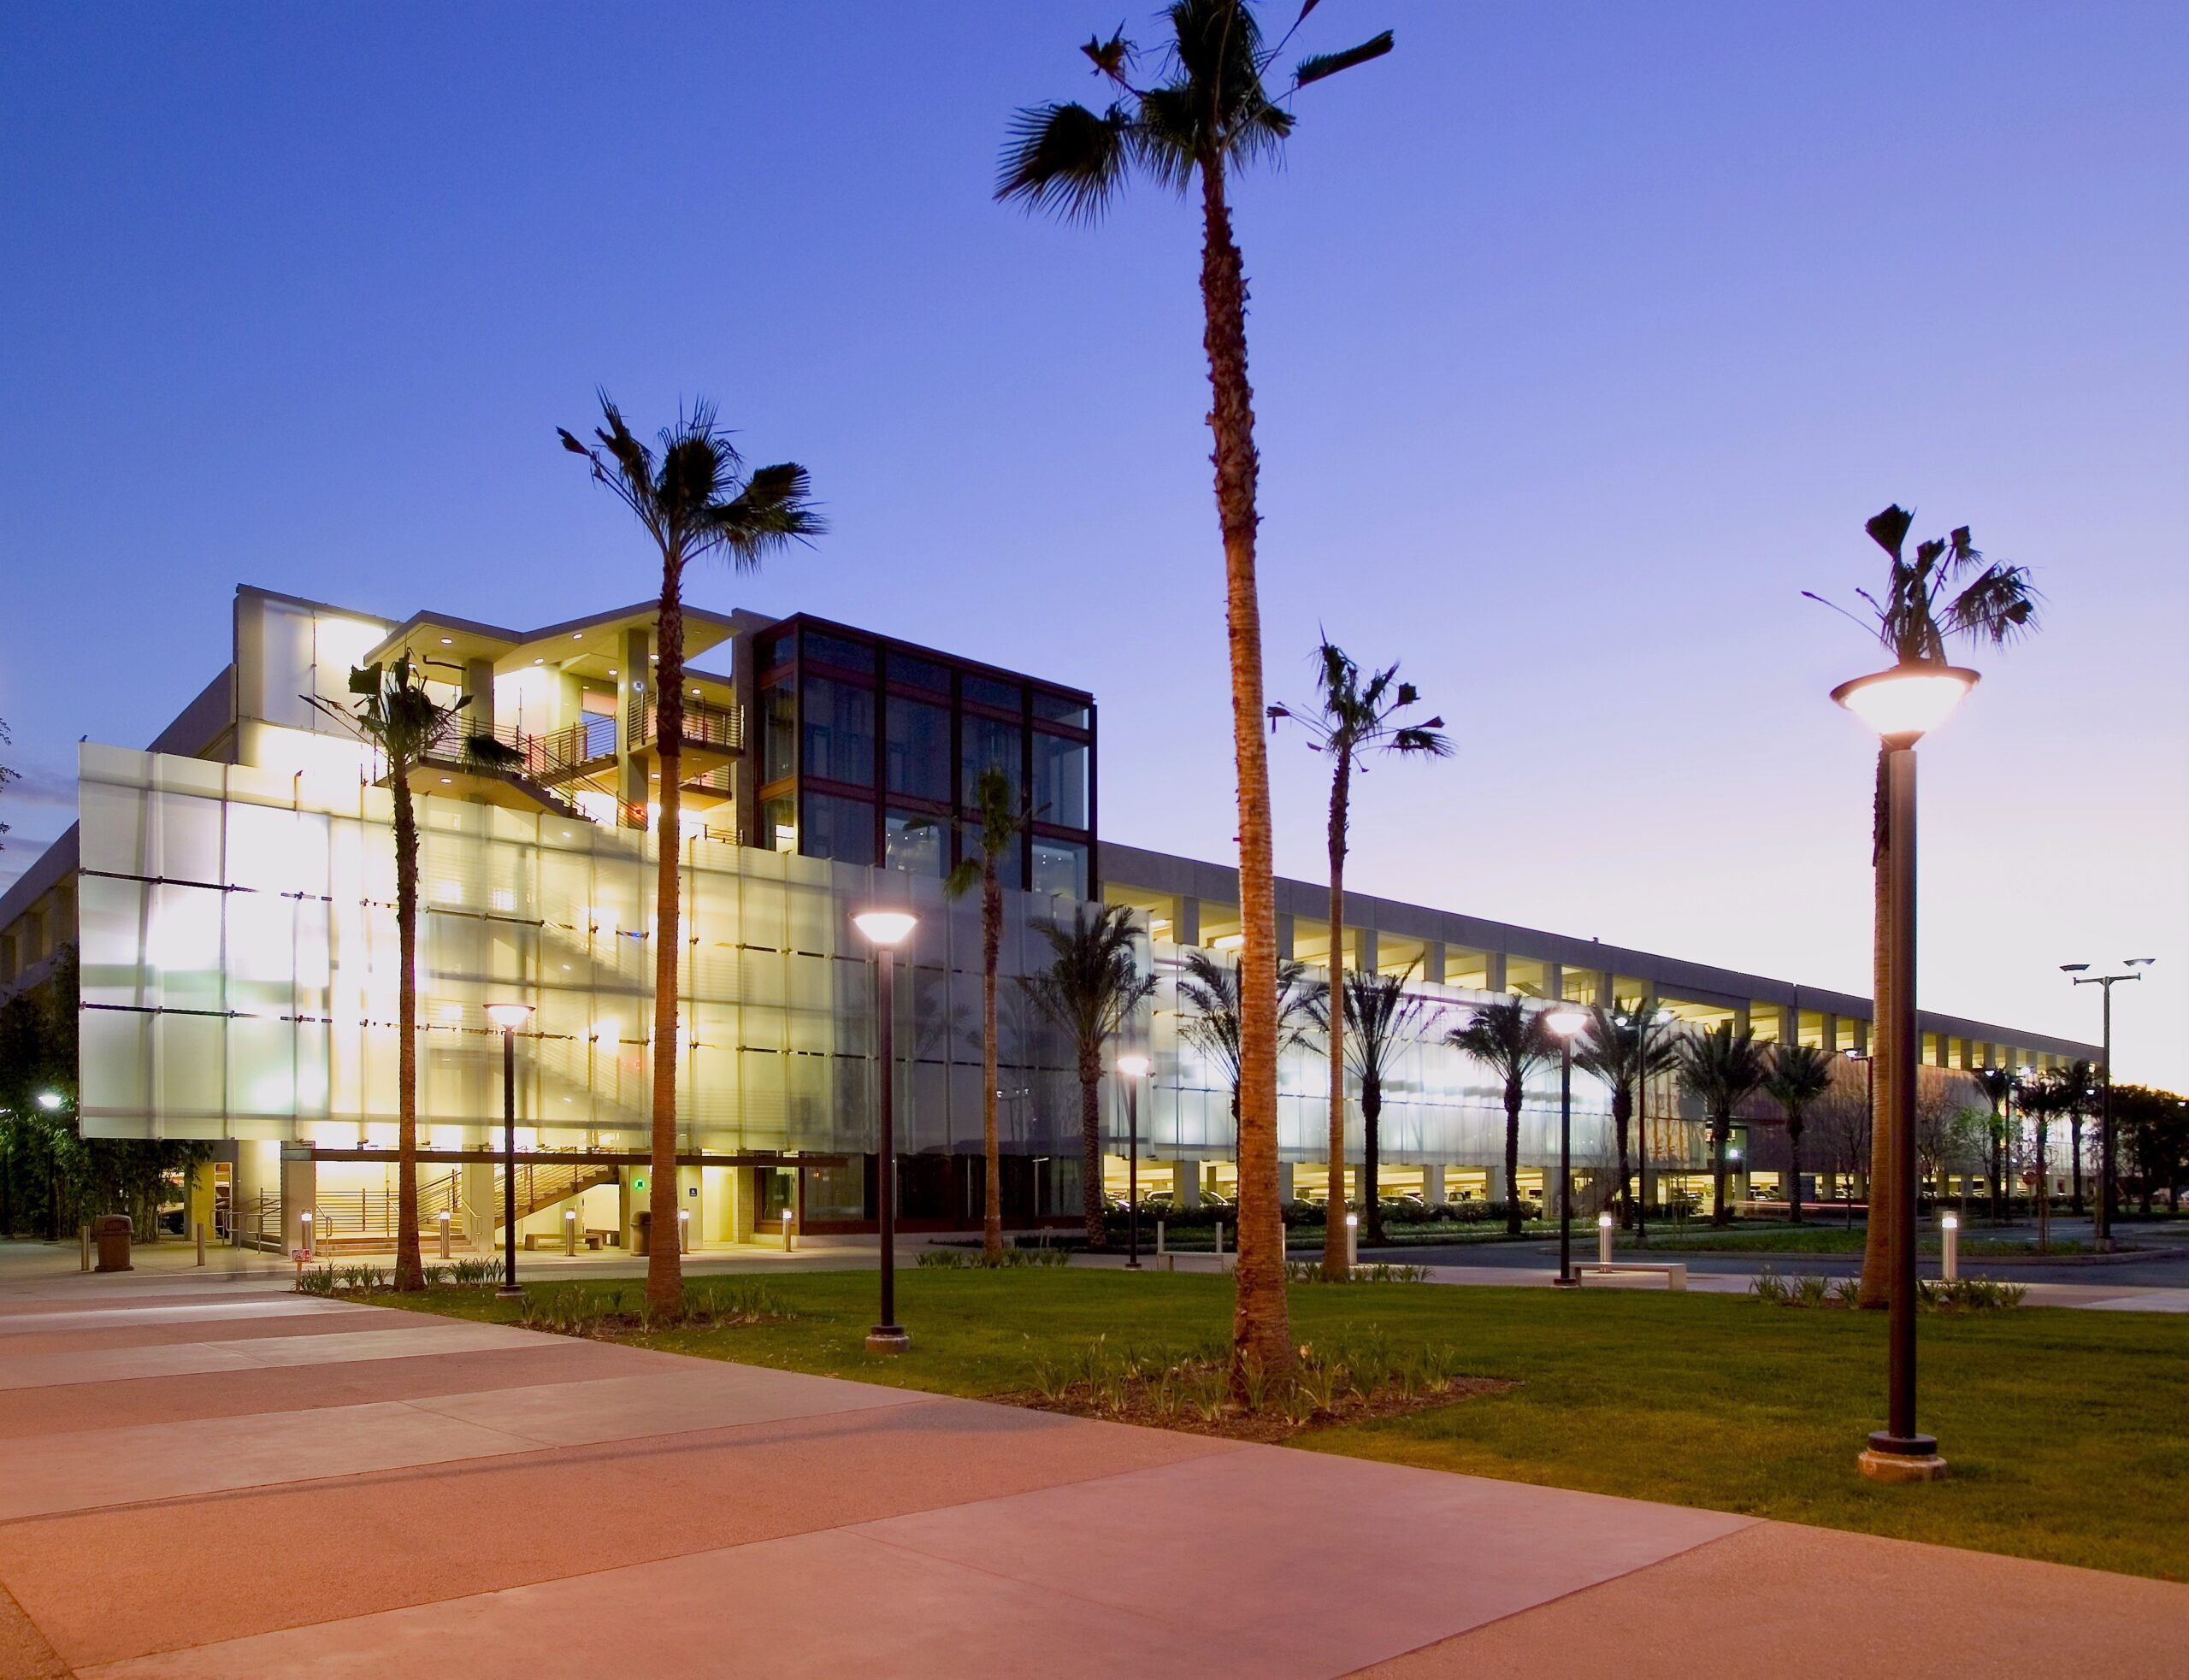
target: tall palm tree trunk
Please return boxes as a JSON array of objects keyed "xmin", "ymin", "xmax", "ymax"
[
  {"xmin": 1502, "ymin": 1080, "xmax": 1523, "ymax": 1237},
  {"xmin": 1787, "ymin": 1120, "xmax": 1804, "ymax": 1224},
  {"xmin": 2069, "ymin": 1117, "xmax": 2084, "ymax": 1214},
  {"xmin": 392, "ymin": 773, "xmax": 423, "ymax": 1291},
  {"xmin": 1322, "ymin": 751, "xmax": 1352, "ymax": 1276},
  {"xmin": 1078, "ymin": 1046, "xmax": 1106, "ymax": 1248},
  {"xmin": 1858, "ymin": 746, "xmax": 1893, "ymax": 1307},
  {"xmin": 646, "ymin": 574, "xmax": 686, "ymax": 1314},
  {"xmin": 982, "ymin": 873, "xmax": 1004, "ymax": 1259},
  {"xmin": 1709, "ymin": 1117, "xmax": 1731, "ymax": 1228},
  {"xmin": 1197, "ymin": 156, "xmax": 1289, "ymax": 1388}
]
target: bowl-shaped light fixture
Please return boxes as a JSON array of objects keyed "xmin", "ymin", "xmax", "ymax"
[
  {"xmin": 853, "ymin": 910, "xmax": 917, "ymax": 947},
  {"xmin": 485, "ymin": 1002, "xmax": 534, "ymax": 1031},
  {"xmin": 1830, "ymin": 664, "xmax": 1980, "ymax": 743},
  {"xmin": 1115, "ymin": 1052, "xmax": 1151, "ymax": 1078},
  {"xmin": 1545, "ymin": 1006, "xmax": 1588, "ymax": 1039}
]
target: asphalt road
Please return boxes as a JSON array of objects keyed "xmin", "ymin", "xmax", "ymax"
[{"xmin": 1364, "ymin": 1226, "xmax": 2189, "ymax": 1288}]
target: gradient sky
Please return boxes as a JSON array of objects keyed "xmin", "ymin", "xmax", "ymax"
[{"xmin": 2, "ymin": 3, "xmax": 2183, "ymax": 1083}]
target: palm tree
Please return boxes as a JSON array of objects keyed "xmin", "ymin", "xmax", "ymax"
[
  {"xmin": 1761, "ymin": 1043, "xmax": 1834, "ymax": 1225},
  {"xmin": 1975, "ymin": 1066, "xmax": 2015, "ymax": 1219},
  {"xmin": 309, "ymin": 654, "xmax": 479, "ymax": 1292},
  {"xmin": 1175, "ymin": 948, "xmax": 1321, "ymax": 1141},
  {"xmin": 1024, "ymin": 904, "xmax": 1159, "ymax": 1249},
  {"xmin": 1307, "ymin": 966, "xmax": 1438, "ymax": 1249},
  {"xmin": 1000, "ymin": 0, "xmax": 1393, "ymax": 1387},
  {"xmin": 1673, "ymin": 1023, "xmax": 1771, "ymax": 1228},
  {"xmin": 1274, "ymin": 641, "xmax": 1448, "ymax": 1275},
  {"xmin": 2021, "ymin": 1071, "xmax": 2062, "ymax": 1251},
  {"xmin": 1572, "ymin": 1003, "xmax": 1681, "ymax": 1233},
  {"xmin": 2058, "ymin": 1058, "xmax": 2094, "ymax": 1216},
  {"xmin": 945, "ymin": 766, "xmax": 1026, "ymax": 1262},
  {"xmin": 1808, "ymin": 504, "xmax": 2040, "ymax": 1303},
  {"xmin": 1448, "ymin": 999, "xmax": 1556, "ymax": 1237},
  {"xmin": 559, "ymin": 396, "xmax": 820, "ymax": 1312}
]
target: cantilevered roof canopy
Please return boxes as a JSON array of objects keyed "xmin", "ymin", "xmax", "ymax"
[{"xmin": 362, "ymin": 603, "xmax": 738, "ymax": 679}]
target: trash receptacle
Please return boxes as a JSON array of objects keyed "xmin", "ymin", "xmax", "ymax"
[
  {"xmin": 633, "ymin": 1211, "xmax": 651, "ymax": 1256},
  {"xmin": 94, "ymin": 1214, "xmax": 134, "ymax": 1273}
]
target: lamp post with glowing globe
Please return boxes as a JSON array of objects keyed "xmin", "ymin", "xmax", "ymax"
[
  {"xmin": 484, "ymin": 1002, "xmax": 534, "ymax": 1297},
  {"xmin": 853, "ymin": 910, "xmax": 917, "ymax": 1353},
  {"xmin": 1545, "ymin": 1006, "xmax": 1589, "ymax": 1286},
  {"xmin": 1116, "ymin": 1052, "xmax": 1150, "ymax": 1268},
  {"xmin": 1832, "ymin": 661, "xmax": 1977, "ymax": 1483}
]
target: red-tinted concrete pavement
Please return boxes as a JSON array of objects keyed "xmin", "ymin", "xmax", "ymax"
[{"xmin": 0, "ymin": 1244, "xmax": 2180, "ymax": 1677}]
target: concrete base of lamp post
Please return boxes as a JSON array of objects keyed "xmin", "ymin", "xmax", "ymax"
[
  {"xmin": 864, "ymin": 1327, "xmax": 911, "ymax": 1356},
  {"xmin": 1859, "ymin": 1435, "xmax": 1949, "ymax": 1483}
]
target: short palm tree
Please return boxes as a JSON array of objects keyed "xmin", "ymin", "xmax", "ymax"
[
  {"xmin": 309, "ymin": 654, "xmax": 480, "ymax": 1292},
  {"xmin": 1808, "ymin": 504, "xmax": 2040, "ymax": 1302},
  {"xmin": 1448, "ymin": 999, "xmax": 1556, "ymax": 1236},
  {"xmin": 1175, "ymin": 948, "xmax": 1320, "ymax": 1143},
  {"xmin": 1309, "ymin": 965, "xmax": 1438, "ymax": 1252},
  {"xmin": 1000, "ymin": 0, "xmax": 1393, "ymax": 1388},
  {"xmin": 1572, "ymin": 1003, "xmax": 1681, "ymax": 1233},
  {"xmin": 2058, "ymin": 1058, "xmax": 2094, "ymax": 1215},
  {"xmin": 1673, "ymin": 1023, "xmax": 1771, "ymax": 1228},
  {"xmin": 1023, "ymin": 904, "xmax": 1158, "ymax": 1249},
  {"xmin": 1761, "ymin": 1043, "xmax": 1835, "ymax": 1224},
  {"xmin": 559, "ymin": 395, "xmax": 821, "ymax": 1312},
  {"xmin": 946, "ymin": 766, "xmax": 1026, "ymax": 1262},
  {"xmin": 1274, "ymin": 641, "xmax": 1448, "ymax": 1276},
  {"xmin": 2021, "ymin": 1071, "xmax": 2064, "ymax": 1250}
]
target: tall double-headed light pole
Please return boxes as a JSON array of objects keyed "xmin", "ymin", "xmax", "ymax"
[
  {"xmin": 1546, "ymin": 1006, "xmax": 1589, "ymax": 1286},
  {"xmin": 2060, "ymin": 958, "xmax": 2155, "ymax": 1252},
  {"xmin": 1833, "ymin": 661, "xmax": 1979, "ymax": 1483},
  {"xmin": 854, "ymin": 911, "xmax": 917, "ymax": 1355},
  {"xmin": 1116, "ymin": 1053, "xmax": 1150, "ymax": 1269},
  {"xmin": 485, "ymin": 1003, "xmax": 534, "ymax": 1297}
]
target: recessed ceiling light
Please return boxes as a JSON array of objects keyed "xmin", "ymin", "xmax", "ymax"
[
  {"xmin": 439, "ymin": 776, "xmax": 452, "ymax": 784},
  {"xmin": 440, "ymin": 636, "xmax": 453, "ymax": 645},
  {"xmin": 534, "ymin": 657, "xmax": 544, "ymax": 664},
  {"xmin": 608, "ymin": 668, "xmax": 617, "ymax": 675},
  {"xmin": 572, "ymin": 632, "xmax": 583, "ymax": 640}
]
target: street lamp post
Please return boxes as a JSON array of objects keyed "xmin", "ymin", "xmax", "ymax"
[
  {"xmin": 1632, "ymin": 1006, "xmax": 1674, "ymax": 1246},
  {"xmin": 485, "ymin": 1003, "xmax": 534, "ymax": 1297},
  {"xmin": 1546, "ymin": 1007, "xmax": 1588, "ymax": 1286},
  {"xmin": 1117, "ymin": 1053, "xmax": 1150, "ymax": 1268},
  {"xmin": 853, "ymin": 911, "xmax": 917, "ymax": 1354},
  {"xmin": 2060, "ymin": 959, "xmax": 2155, "ymax": 1251},
  {"xmin": 1833, "ymin": 660, "xmax": 1976, "ymax": 1483}
]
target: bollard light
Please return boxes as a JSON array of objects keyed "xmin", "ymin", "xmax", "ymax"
[
  {"xmin": 563, "ymin": 1207, "xmax": 577, "ymax": 1257},
  {"xmin": 1940, "ymin": 1211, "xmax": 1960, "ymax": 1282},
  {"xmin": 1343, "ymin": 1211, "xmax": 1359, "ymax": 1268},
  {"xmin": 677, "ymin": 1207, "xmax": 691, "ymax": 1253},
  {"xmin": 438, "ymin": 1209, "xmax": 452, "ymax": 1259},
  {"xmin": 782, "ymin": 1206, "xmax": 795, "ymax": 1253},
  {"xmin": 1597, "ymin": 1210, "xmax": 1614, "ymax": 1268},
  {"xmin": 300, "ymin": 1211, "xmax": 314, "ymax": 1259}
]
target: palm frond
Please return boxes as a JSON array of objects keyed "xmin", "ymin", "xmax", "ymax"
[
  {"xmin": 996, "ymin": 101, "xmax": 1140, "ymax": 221},
  {"xmin": 1295, "ymin": 29, "xmax": 1393, "ymax": 88}
]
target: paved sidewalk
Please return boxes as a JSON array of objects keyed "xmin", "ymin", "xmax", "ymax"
[{"xmin": 0, "ymin": 1247, "xmax": 2182, "ymax": 1677}]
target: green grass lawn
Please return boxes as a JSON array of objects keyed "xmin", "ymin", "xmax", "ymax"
[{"xmin": 384, "ymin": 1269, "xmax": 2187, "ymax": 1583}]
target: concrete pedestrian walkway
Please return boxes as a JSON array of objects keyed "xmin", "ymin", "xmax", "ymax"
[{"xmin": 0, "ymin": 1247, "xmax": 2181, "ymax": 1677}]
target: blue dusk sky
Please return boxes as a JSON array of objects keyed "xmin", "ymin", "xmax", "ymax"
[{"xmin": 2, "ymin": 3, "xmax": 2183, "ymax": 1082}]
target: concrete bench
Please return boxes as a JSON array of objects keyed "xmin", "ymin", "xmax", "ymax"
[{"xmin": 1574, "ymin": 1262, "xmax": 1688, "ymax": 1292}]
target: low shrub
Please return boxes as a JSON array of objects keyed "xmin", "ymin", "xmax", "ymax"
[
  {"xmin": 1283, "ymin": 1260, "xmax": 1430, "ymax": 1284},
  {"xmin": 916, "ymin": 1245, "xmax": 1071, "ymax": 1270}
]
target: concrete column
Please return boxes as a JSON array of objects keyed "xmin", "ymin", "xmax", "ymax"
[
  {"xmin": 1781, "ymin": 1004, "xmax": 1799, "ymax": 1046},
  {"xmin": 1484, "ymin": 1162, "xmax": 1510, "ymax": 1204},
  {"xmin": 1274, "ymin": 1162, "xmax": 1295, "ymax": 1203},
  {"xmin": 617, "ymin": 626, "xmax": 651, "ymax": 827},
  {"xmin": 1485, "ymin": 952, "xmax": 1508, "ymax": 993},
  {"xmin": 678, "ymin": 1164, "xmax": 705, "ymax": 1252},
  {"xmin": 1544, "ymin": 962, "xmax": 1564, "ymax": 1001},
  {"xmin": 1171, "ymin": 1161, "xmax": 1201, "ymax": 1211},
  {"xmin": 463, "ymin": 658, "xmax": 497, "ymax": 734},
  {"xmin": 1822, "ymin": 1014, "xmax": 1841, "ymax": 1053},
  {"xmin": 1422, "ymin": 1164, "xmax": 1448, "ymax": 1207},
  {"xmin": 1852, "ymin": 1017, "xmax": 1870, "ymax": 1055},
  {"xmin": 1173, "ymin": 896, "xmax": 1201, "ymax": 949},
  {"xmin": 1598, "ymin": 970, "xmax": 1617, "ymax": 1009},
  {"xmin": 1274, "ymin": 914, "xmax": 1295, "ymax": 961},
  {"xmin": 1732, "ymin": 1002, "xmax": 1752, "ymax": 1035},
  {"xmin": 280, "ymin": 1147, "xmax": 316, "ymax": 1256},
  {"xmin": 1420, "ymin": 941, "xmax": 1446, "ymax": 985},
  {"xmin": 1354, "ymin": 928, "xmax": 1378, "ymax": 975},
  {"xmin": 461, "ymin": 1163, "xmax": 496, "ymax": 1253}
]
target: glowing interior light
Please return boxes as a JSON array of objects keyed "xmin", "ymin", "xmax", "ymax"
[
  {"xmin": 1830, "ymin": 664, "xmax": 1980, "ymax": 742},
  {"xmin": 1116, "ymin": 1052, "xmax": 1151, "ymax": 1078}
]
